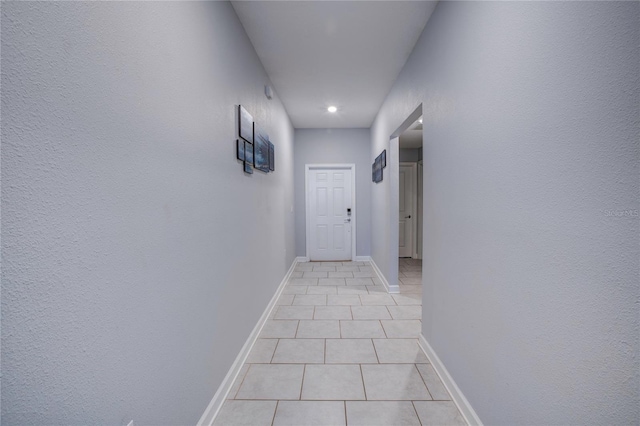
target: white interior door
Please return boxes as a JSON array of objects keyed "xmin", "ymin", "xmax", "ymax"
[
  {"xmin": 399, "ymin": 164, "xmax": 414, "ymax": 258},
  {"xmin": 307, "ymin": 166, "xmax": 353, "ymax": 261}
]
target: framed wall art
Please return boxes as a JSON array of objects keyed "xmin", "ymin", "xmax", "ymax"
[
  {"xmin": 268, "ymin": 141, "xmax": 275, "ymax": 171},
  {"xmin": 244, "ymin": 141, "xmax": 254, "ymax": 175},
  {"xmin": 236, "ymin": 139, "xmax": 245, "ymax": 161},
  {"xmin": 373, "ymin": 154, "xmax": 383, "ymax": 183},
  {"xmin": 238, "ymin": 105, "xmax": 254, "ymax": 143},
  {"xmin": 235, "ymin": 105, "xmax": 275, "ymax": 175},
  {"xmin": 254, "ymin": 125, "xmax": 270, "ymax": 172}
]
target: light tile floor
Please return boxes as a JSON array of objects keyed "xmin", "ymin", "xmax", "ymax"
[{"xmin": 214, "ymin": 259, "xmax": 467, "ymax": 426}]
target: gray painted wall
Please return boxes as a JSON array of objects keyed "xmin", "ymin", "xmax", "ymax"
[
  {"xmin": 294, "ymin": 129, "xmax": 371, "ymax": 257},
  {"xmin": 399, "ymin": 148, "xmax": 420, "ymax": 163},
  {"xmin": 371, "ymin": 1, "xmax": 639, "ymax": 424},
  {"xmin": 1, "ymin": 2, "xmax": 295, "ymax": 424}
]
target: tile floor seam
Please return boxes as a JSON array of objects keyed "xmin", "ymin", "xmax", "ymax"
[
  {"xmin": 299, "ymin": 365, "xmax": 306, "ymax": 401},
  {"xmin": 342, "ymin": 399, "xmax": 442, "ymax": 402},
  {"xmin": 359, "ymin": 364, "xmax": 368, "ymax": 401},
  {"xmin": 371, "ymin": 338, "xmax": 381, "ymax": 364},
  {"xmin": 411, "ymin": 400, "xmax": 425, "ymax": 426},
  {"xmin": 343, "ymin": 401, "xmax": 348, "ymax": 426},
  {"xmin": 380, "ymin": 319, "xmax": 389, "ymax": 338},
  {"xmin": 414, "ymin": 363, "xmax": 434, "ymax": 400},
  {"xmin": 270, "ymin": 339, "xmax": 278, "ymax": 364},
  {"xmin": 229, "ymin": 365, "xmax": 249, "ymax": 400},
  {"xmin": 270, "ymin": 400, "xmax": 279, "ymax": 426},
  {"xmin": 385, "ymin": 305, "xmax": 393, "ymax": 319}
]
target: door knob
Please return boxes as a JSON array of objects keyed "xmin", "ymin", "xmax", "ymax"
[
  {"xmin": 344, "ymin": 218, "xmax": 351, "ymax": 223},
  {"xmin": 404, "ymin": 215, "xmax": 411, "ymax": 219}
]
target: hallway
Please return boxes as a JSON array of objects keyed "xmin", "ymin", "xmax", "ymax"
[
  {"xmin": 2, "ymin": 1, "xmax": 637, "ymax": 424},
  {"xmin": 214, "ymin": 261, "xmax": 465, "ymax": 425}
]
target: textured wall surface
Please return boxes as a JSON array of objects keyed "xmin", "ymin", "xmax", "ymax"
[
  {"xmin": 1, "ymin": 2, "xmax": 295, "ymax": 424},
  {"xmin": 371, "ymin": 1, "xmax": 639, "ymax": 424},
  {"xmin": 399, "ymin": 148, "xmax": 420, "ymax": 163},
  {"xmin": 294, "ymin": 128, "xmax": 371, "ymax": 257}
]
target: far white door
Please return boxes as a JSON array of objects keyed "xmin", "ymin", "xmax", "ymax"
[
  {"xmin": 306, "ymin": 165, "xmax": 354, "ymax": 261},
  {"xmin": 399, "ymin": 163, "xmax": 416, "ymax": 258}
]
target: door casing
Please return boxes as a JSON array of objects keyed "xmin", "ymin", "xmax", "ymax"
[
  {"xmin": 417, "ymin": 160, "xmax": 423, "ymax": 260},
  {"xmin": 388, "ymin": 104, "xmax": 423, "ymax": 288}
]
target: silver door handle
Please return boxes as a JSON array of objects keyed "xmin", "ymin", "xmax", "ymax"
[
  {"xmin": 404, "ymin": 215, "xmax": 411, "ymax": 219},
  {"xmin": 344, "ymin": 218, "xmax": 351, "ymax": 223}
]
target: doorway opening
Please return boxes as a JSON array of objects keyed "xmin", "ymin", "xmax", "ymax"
[
  {"xmin": 387, "ymin": 104, "xmax": 422, "ymax": 296},
  {"xmin": 398, "ymin": 116, "xmax": 423, "ymax": 292}
]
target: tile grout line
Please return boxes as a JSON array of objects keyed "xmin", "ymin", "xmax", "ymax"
[
  {"xmin": 371, "ymin": 338, "xmax": 381, "ymax": 364},
  {"xmin": 299, "ymin": 364, "xmax": 306, "ymax": 400},
  {"xmin": 343, "ymin": 401, "xmax": 348, "ymax": 426},
  {"xmin": 270, "ymin": 400, "xmax": 279, "ymax": 426},
  {"xmin": 380, "ymin": 319, "xmax": 389, "ymax": 338},
  {"xmin": 411, "ymin": 400, "xmax": 424, "ymax": 426},
  {"xmin": 414, "ymin": 363, "xmax": 435, "ymax": 400},
  {"xmin": 231, "ymin": 363, "xmax": 252, "ymax": 400},
  {"xmin": 270, "ymin": 339, "xmax": 280, "ymax": 364},
  {"xmin": 323, "ymin": 338, "xmax": 326, "ymax": 364},
  {"xmin": 359, "ymin": 364, "xmax": 368, "ymax": 401},
  {"xmin": 294, "ymin": 320, "xmax": 301, "ymax": 339},
  {"xmin": 385, "ymin": 305, "xmax": 393, "ymax": 320}
]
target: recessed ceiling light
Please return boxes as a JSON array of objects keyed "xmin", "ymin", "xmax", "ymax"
[{"xmin": 327, "ymin": 106, "xmax": 337, "ymax": 113}]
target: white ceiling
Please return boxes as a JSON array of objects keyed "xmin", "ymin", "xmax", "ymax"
[{"xmin": 232, "ymin": 1, "xmax": 437, "ymax": 129}]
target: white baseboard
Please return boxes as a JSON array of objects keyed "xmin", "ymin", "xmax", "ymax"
[
  {"xmin": 417, "ymin": 334, "xmax": 483, "ymax": 426},
  {"xmin": 299, "ymin": 256, "xmax": 369, "ymax": 263},
  {"xmin": 369, "ymin": 257, "xmax": 399, "ymax": 294},
  {"xmin": 197, "ymin": 258, "xmax": 299, "ymax": 426}
]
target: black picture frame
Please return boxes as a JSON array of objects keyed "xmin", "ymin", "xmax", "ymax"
[
  {"xmin": 254, "ymin": 125, "xmax": 270, "ymax": 172},
  {"xmin": 381, "ymin": 149, "xmax": 387, "ymax": 168},
  {"xmin": 268, "ymin": 141, "xmax": 275, "ymax": 171},
  {"xmin": 244, "ymin": 141, "xmax": 254, "ymax": 167},
  {"xmin": 238, "ymin": 105, "xmax": 254, "ymax": 143},
  {"xmin": 236, "ymin": 139, "xmax": 245, "ymax": 161},
  {"xmin": 373, "ymin": 155, "xmax": 383, "ymax": 183}
]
